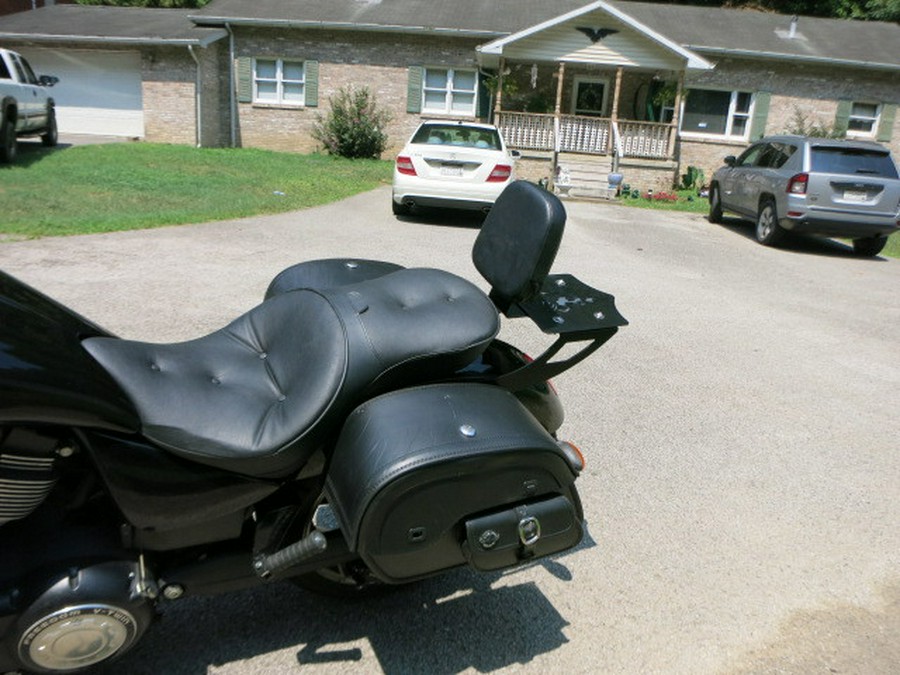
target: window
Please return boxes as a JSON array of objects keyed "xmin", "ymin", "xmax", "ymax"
[
  {"xmin": 572, "ymin": 78, "xmax": 609, "ymax": 116},
  {"xmin": 681, "ymin": 89, "xmax": 754, "ymax": 138},
  {"xmin": 422, "ymin": 68, "xmax": 477, "ymax": 115},
  {"xmin": 810, "ymin": 146, "xmax": 898, "ymax": 179},
  {"xmin": 847, "ymin": 102, "xmax": 880, "ymax": 137},
  {"xmin": 253, "ymin": 58, "xmax": 305, "ymax": 105}
]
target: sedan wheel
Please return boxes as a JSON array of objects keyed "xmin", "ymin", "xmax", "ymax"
[{"xmin": 755, "ymin": 201, "xmax": 785, "ymax": 247}]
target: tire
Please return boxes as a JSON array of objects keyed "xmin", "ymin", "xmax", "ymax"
[
  {"xmin": 852, "ymin": 235, "xmax": 888, "ymax": 257},
  {"xmin": 0, "ymin": 113, "xmax": 17, "ymax": 164},
  {"xmin": 391, "ymin": 199, "xmax": 411, "ymax": 216},
  {"xmin": 755, "ymin": 200, "xmax": 785, "ymax": 247},
  {"xmin": 41, "ymin": 107, "xmax": 58, "ymax": 147},
  {"xmin": 707, "ymin": 184, "xmax": 723, "ymax": 224}
]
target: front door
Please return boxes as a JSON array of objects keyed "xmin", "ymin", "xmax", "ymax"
[{"xmin": 571, "ymin": 78, "xmax": 608, "ymax": 117}]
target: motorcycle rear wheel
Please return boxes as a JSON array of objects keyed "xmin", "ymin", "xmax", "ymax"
[{"xmin": 289, "ymin": 492, "xmax": 389, "ymax": 598}]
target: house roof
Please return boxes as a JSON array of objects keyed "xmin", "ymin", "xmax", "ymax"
[
  {"xmin": 0, "ymin": 1, "xmax": 896, "ymax": 72},
  {"xmin": 607, "ymin": 1, "xmax": 900, "ymax": 71},
  {"xmin": 190, "ymin": 0, "xmax": 592, "ymax": 37},
  {"xmin": 0, "ymin": 5, "xmax": 227, "ymax": 47}
]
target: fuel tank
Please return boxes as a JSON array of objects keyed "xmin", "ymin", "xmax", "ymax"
[{"xmin": 0, "ymin": 271, "xmax": 138, "ymax": 432}]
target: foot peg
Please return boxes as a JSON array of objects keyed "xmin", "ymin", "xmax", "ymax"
[{"xmin": 253, "ymin": 531, "xmax": 327, "ymax": 579}]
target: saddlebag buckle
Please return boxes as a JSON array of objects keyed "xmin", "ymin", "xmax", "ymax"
[{"xmin": 463, "ymin": 495, "xmax": 583, "ymax": 571}]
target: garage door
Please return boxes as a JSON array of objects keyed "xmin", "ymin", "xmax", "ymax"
[{"xmin": 19, "ymin": 48, "xmax": 143, "ymax": 137}]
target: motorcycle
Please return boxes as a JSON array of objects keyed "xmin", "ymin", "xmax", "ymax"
[{"xmin": 0, "ymin": 181, "xmax": 626, "ymax": 673}]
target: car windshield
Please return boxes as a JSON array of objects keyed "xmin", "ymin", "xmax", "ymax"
[
  {"xmin": 810, "ymin": 147, "xmax": 899, "ymax": 178},
  {"xmin": 412, "ymin": 125, "xmax": 501, "ymax": 150}
]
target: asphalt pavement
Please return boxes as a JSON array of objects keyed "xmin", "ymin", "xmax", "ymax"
[{"xmin": 1, "ymin": 189, "xmax": 897, "ymax": 674}]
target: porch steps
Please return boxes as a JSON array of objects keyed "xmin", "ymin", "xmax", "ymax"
[{"xmin": 554, "ymin": 155, "xmax": 618, "ymax": 201}]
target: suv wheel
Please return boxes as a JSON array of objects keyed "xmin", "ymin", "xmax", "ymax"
[
  {"xmin": 852, "ymin": 235, "xmax": 888, "ymax": 257},
  {"xmin": 708, "ymin": 184, "xmax": 723, "ymax": 224},
  {"xmin": 755, "ymin": 200, "xmax": 785, "ymax": 247}
]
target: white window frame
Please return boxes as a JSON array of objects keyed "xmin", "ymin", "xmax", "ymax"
[
  {"xmin": 571, "ymin": 77, "xmax": 610, "ymax": 117},
  {"xmin": 253, "ymin": 58, "xmax": 305, "ymax": 106},
  {"xmin": 422, "ymin": 67, "xmax": 478, "ymax": 116},
  {"xmin": 679, "ymin": 88, "xmax": 755, "ymax": 141},
  {"xmin": 846, "ymin": 101, "xmax": 880, "ymax": 138}
]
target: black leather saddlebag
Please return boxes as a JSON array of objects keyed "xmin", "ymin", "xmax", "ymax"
[{"xmin": 324, "ymin": 383, "xmax": 583, "ymax": 583}]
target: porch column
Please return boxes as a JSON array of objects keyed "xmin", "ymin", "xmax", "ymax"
[
  {"xmin": 551, "ymin": 62, "xmax": 565, "ymax": 188},
  {"xmin": 609, "ymin": 66, "xmax": 623, "ymax": 157},
  {"xmin": 493, "ymin": 57, "xmax": 505, "ymax": 118},
  {"xmin": 668, "ymin": 70, "xmax": 685, "ymax": 160}
]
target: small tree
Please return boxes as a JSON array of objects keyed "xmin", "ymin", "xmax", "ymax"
[
  {"xmin": 312, "ymin": 87, "xmax": 390, "ymax": 159},
  {"xmin": 785, "ymin": 107, "xmax": 845, "ymax": 139}
]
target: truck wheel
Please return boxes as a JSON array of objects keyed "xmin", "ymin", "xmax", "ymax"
[
  {"xmin": 0, "ymin": 114, "xmax": 16, "ymax": 164},
  {"xmin": 41, "ymin": 107, "xmax": 58, "ymax": 147}
]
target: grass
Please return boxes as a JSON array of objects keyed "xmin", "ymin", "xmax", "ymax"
[
  {"xmin": 617, "ymin": 186, "xmax": 900, "ymax": 258},
  {"xmin": 0, "ymin": 143, "xmax": 392, "ymax": 238}
]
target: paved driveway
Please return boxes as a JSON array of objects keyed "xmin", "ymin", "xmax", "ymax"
[{"xmin": 1, "ymin": 189, "xmax": 898, "ymax": 674}]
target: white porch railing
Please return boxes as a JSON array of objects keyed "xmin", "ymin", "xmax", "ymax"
[
  {"xmin": 617, "ymin": 120, "xmax": 672, "ymax": 159},
  {"xmin": 497, "ymin": 111, "xmax": 673, "ymax": 159}
]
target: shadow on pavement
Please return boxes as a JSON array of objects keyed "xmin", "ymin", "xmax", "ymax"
[{"xmin": 714, "ymin": 215, "xmax": 888, "ymax": 261}]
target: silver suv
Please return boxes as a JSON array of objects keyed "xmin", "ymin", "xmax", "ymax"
[{"xmin": 708, "ymin": 135, "xmax": 900, "ymax": 256}]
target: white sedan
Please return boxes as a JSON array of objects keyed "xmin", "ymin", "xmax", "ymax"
[{"xmin": 391, "ymin": 121, "xmax": 519, "ymax": 215}]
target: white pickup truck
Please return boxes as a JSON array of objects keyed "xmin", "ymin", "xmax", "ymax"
[{"xmin": 0, "ymin": 47, "xmax": 59, "ymax": 163}]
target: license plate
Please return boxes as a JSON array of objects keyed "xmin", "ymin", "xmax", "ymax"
[
  {"xmin": 843, "ymin": 189, "xmax": 868, "ymax": 202},
  {"xmin": 441, "ymin": 165, "xmax": 463, "ymax": 177}
]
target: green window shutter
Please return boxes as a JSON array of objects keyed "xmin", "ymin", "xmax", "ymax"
[
  {"xmin": 833, "ymin": 99, "xmax": 852, "ymax": 136},
  {"xmin": 477, "ymin": 71, "xmax": 492, "ymax": 121},
  {"xmin": 876, "ymin": 103, "xmax": 896, "ymax": 142},
  {"xmin": 305, "ymin": 60, "xmax": 319, "ymax": 107},
  {"xmin": 749, "ymin": 91, "xmax": 770, "ymax": 140},
  {"xmin": 237, "ymin": 57, "xmax": 252, "ymax": 104},
  {"xmin": 407, "ymin": 66, "xmax": 423, "ymax": 114}
]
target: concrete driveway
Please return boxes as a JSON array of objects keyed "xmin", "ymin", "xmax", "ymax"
[{"xmin": 1, "ymin": 188, "xmax": 897, "ymax": 674}]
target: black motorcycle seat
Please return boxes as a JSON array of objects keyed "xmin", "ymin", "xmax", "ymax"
[
  {"xmin": 82, "ymin": 268, "xmax": 499, "ymax": 479},
  {"xmin": 265, "ymin": 258, "xmax": 404, "ymax": 299}
]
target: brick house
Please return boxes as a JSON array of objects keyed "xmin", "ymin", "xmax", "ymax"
[{"xmin": 1, "ymin": 0, "xmax": 897, "ymax": 193}]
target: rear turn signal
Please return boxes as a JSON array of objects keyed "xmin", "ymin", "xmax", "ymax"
[
  {"xmin": 486, "ymin": 164, "xmax": 512, "ymax": 182},
  {"xmin": 787, "ymin": 172, "xmax": 808, "ymax": 195},
  {"xmin": 396, "ymin": 156, "xmax": 417, "ymax": 176},
  {"xmin": 557, "ymin": 440, "xmax": 585, "ymax": 473}
]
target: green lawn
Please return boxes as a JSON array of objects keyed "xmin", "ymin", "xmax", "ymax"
[
  {"xmin": 617, "ymin": 188, "xmax": 899, "ymax": 258},
  {"xmin": 0, "ymin": 143, "xmax": 392, "ymax": 238}
]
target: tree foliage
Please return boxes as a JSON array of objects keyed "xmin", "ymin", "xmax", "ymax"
[{"xmin": 655, "ymin": 0, "xmax": 899, "ymax": 22}]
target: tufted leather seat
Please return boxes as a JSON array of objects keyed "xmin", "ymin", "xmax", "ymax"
[{"xmin": 83, "ymin": 269, "xmax": 499, "ymax": 479}]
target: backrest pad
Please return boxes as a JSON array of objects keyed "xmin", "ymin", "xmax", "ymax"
[{"xmin": 472, "ymin": 181, "xmax": 566, "ymax": 315}]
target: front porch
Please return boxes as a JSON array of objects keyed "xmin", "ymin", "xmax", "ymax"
[
  {"xmin": 476, "ymin": 1, "xmax": 713, "ymax": 196},
  {"xmin": 496, "ymin": 112, "xmax": 675, "ymax": 161}
]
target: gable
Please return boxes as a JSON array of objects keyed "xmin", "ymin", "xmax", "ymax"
[{"xmin": 499, "ymin": 9, "xmax": 684, "ymax": 70}]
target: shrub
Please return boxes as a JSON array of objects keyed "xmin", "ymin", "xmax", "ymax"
[
  {"xmin": 312, "ymin": 86, "xmax": 391, "ymax": 159},
  {"xmin": 785, "ymin": 107, "xmax": 845, "ymax": 139}
]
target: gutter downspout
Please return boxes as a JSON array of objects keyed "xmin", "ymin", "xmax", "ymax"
[
  {"xmin": 226, "ymin": 22, "xmax": 236, "ymax": 148},
  {"xmin": 187, "ymin": 45, "xmax": 202, "ymax": 148}
]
